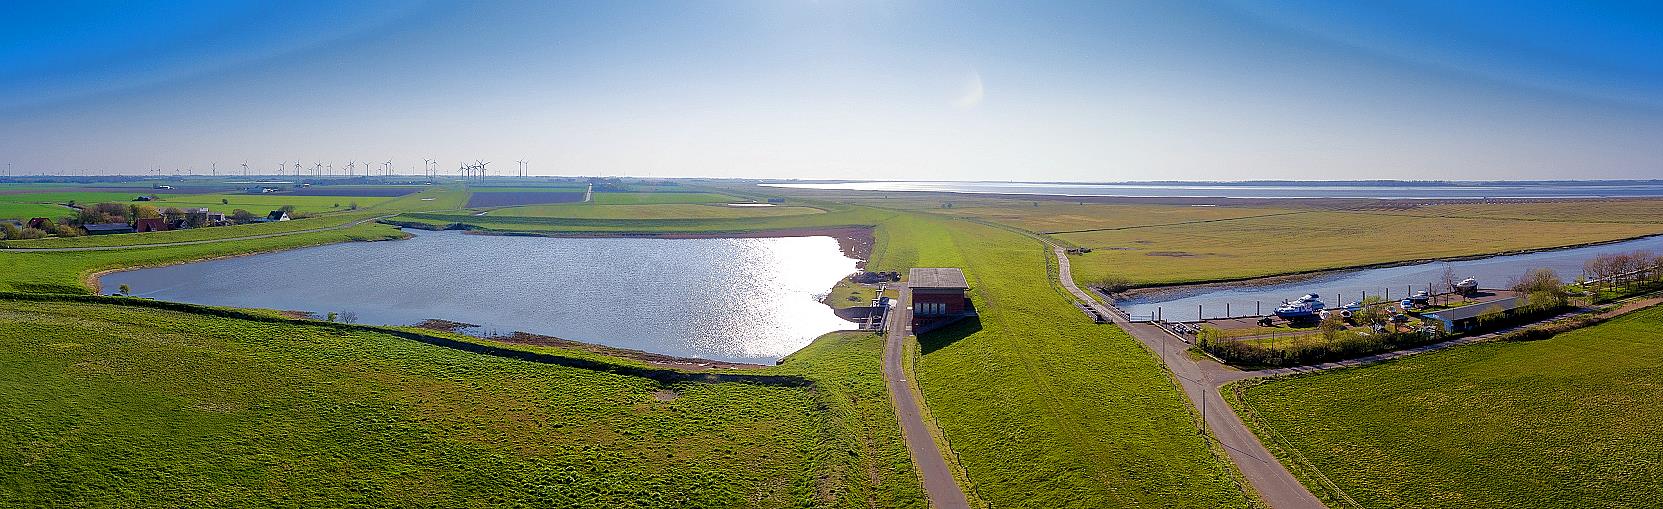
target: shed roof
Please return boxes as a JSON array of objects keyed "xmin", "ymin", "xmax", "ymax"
[
  {"xmin": 1423, "ymin": 296, "xmax": 1528, "ymax": 322},
  {"xmin": 908, "ymin": 267, "xmax": 968, "ymax": 289},
  {"xmin": 84, "ymin": 223, "xmax": 134, "ymax": 232}
]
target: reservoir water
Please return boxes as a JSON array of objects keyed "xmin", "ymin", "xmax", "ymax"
[
  {"xmin": 1116, "ymin": 234, "xmax": 1663, "ymax": 322},
  {"xmin": 765, "ymin": 181, "xmax": 1663, "ymax": 199},
  {"xmin": 100, "ymin": 229, "xmax": 860, "ymax": 363}
]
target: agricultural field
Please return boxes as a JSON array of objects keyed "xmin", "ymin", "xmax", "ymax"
[
  {"xmin": 151, "ymin": 193, "xmax": 393, "ymax": 213},
  {"xmin": 1360, "ymin": 199, "xmax": 1663, "ymax": 224},
  {"xmin": 0, "ymin": 299, "xmax": 921, "ymax": 507},
  {"xmin": 591, "ymin": 192, "xmax": 739, "ymax": 205},
  {"xmin": 0, "ymin": 202, "xmax": 75, "ymax": 221},
  {"xmin": 0, "ymin": 222, "xmax": 406, "ymax": 293},
  {"xmin": 465, "ymin": 190, "xmax": 586, "ymax": 208},
  {"xmin": 1232, "ymin": 304, "xmax": 1663, "ymax": 508},
  {"xmin": 487, "ymin": 203, "xmax": 825, "ymax": 220},
  {"xmin": 391, "ymin": 204, "xmax": 893, "ymax": 234},
  {"xmin": 1053, "ymin": 209, "xmax": 1663, "ymax": 286},
  {"xmin": 944, "ymin": 202, "xmax": 1304, "ymax": 233}
]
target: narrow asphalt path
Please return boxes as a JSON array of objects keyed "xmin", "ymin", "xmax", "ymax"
[
  {"xmin": 1053, "ymin": 247, "xmax": 1326, "ymax": 509},
  {"xmin": 0, "ymin": 214, "xmax": 393, "ymax": 252},
  {"xmin": 883, "ymin": 284, "xmax": 971, "ymax": 509}
]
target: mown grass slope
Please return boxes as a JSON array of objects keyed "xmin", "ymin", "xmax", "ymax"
[
  {"xmin": 1233, "ymin": 304, "xmax": 1663, "ymax": 508},
  {"xmin": 0, "ymin": 299, "xmax": 921, "ymax": 508}
]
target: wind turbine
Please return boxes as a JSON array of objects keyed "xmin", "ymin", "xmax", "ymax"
[
  {"xmin": 346, "ymin": 160, "xmax": 356, "ymax": 177},
  {"xmin": 241, "ymin": 161, "xmax": 249, "ymax": 176},
  {"xmin": 279, "ymin": 161, "xmax": 287, "ymax": 177},
  {"xmin": 517, "ymin": 159, "xmax": 527, "ymax": 177},
  {"xmin": 384, "ymin": 159, "xmax": 393, "ymax": 177},
  {"xmin": 211, "ymin": 162, "xmax": 217, "ymax": 176}
]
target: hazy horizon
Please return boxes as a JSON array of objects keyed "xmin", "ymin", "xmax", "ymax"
[{"xmin": 4, "ymin": 1, "xmax": 1661, "ymax": 180}]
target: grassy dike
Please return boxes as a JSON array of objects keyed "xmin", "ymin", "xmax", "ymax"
[
  {"xmin": 0, "ymin": 297, "xmax": 921, "ymax": 508},
  {"xmin": 866, "ymin": 213, "xmax": 1252, "ymax": 508},
  {"xmin": 1230, "ymin": 304, "xmax": 1663, "ymax": 508}
]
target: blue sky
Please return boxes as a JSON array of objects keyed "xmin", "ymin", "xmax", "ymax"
[{"xmin": 2, "ymin": 0, "xmax": 1660, "ymax": 180}]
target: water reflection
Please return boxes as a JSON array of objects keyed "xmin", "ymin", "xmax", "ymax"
[{"xmin": 100, "ymin": 230, "xmax": 860, "ymax": 363}]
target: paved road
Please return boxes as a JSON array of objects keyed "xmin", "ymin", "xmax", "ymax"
[
  {"xmin": 0, "ymin": 215, "xmax": 392, "ymax": 252},
  {"xmin": 1053, "ymin": 247, "xmax": 1327, "ymax": 509},
  {"xmin": 883, "ymin": 284, "xmax": 971, "ymax": 509}
]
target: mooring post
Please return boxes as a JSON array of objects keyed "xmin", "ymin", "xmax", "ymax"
[{"xmin": 1226, "ymin": 303, "xmax": 1231, "ymax": 318}]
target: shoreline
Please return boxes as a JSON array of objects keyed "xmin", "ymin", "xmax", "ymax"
[
  {"xmin": 1108, "ymin": 232, "xmax": 1663, "ymax": 302},
  {"xmin": 415, "ymin": 320, "xmax": 769, "ymax": 371}
]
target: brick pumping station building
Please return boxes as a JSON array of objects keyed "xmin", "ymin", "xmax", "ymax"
[{"xmin": 908, "ymin": 267, "xmax": 974, "ymax": 332}]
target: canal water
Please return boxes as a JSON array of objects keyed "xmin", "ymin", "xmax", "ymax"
[
  {"xmin": 1116, "ymin": 234, "xmax": 1663, "ymax": 322},
  {"xmin": 100, "ymin": 229, "xmax": 859, "ymax": 363}
]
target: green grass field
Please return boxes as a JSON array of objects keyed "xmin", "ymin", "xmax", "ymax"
[
  {"xmin": 487, "ymin": 203, "xmax": 825, "ymax": 219},
  {"xmin": 591, "ymin": 192, "xmax": 738, "ymax": 205},
  {"xmin": 0, "ymin": 202, "xmax": 75, "ymax": 221},
  {"xmin": 1232, "ymin": 304, "xmax": 1663, "ymax": 508},
  {"xmin": 0, "ymin": 299, "xmax": 921, "ymax": 508},
  {"xmin": 150, "ymin": 193, "xmax": 394, "ymax": 213},
  {"xmin": 0, "ymin": 223, "xmax": 406, "ymax": 293}
]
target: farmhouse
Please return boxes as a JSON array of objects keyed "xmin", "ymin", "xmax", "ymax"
[
  {"xmin": 133, "ymin": 217, "xmax": 170, "ymax": 233},
  {"xmin": 262, "ymin": 210, "xmax": 291, "ymax": 222},
  {"xmin": 84, "ymin": 223, "xmax": 135, "ymax": 235},
  {"xmin": 1420, "ymin": 296, "xmax": 1529, "ymax": 333},
  {"xmin": 909, "ymin": 267, "xmax": 974, "ymax": 332},
  {"xmin": 26, "ymin": 218, "xmax": 52, "ymax": 230}
]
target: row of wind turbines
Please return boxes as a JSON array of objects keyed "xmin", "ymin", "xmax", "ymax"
[{"xmin": 209, "ymin": 159, "xmax": 537, "ymax": 179}]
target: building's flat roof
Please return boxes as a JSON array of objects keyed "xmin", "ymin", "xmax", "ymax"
[
  {"xmin": 1424, "ymin": 296, "xmax": 1528, "ymax": 322},
  {"xmin": 909, "ymin": 267, "xmax": 968, "ymax": 289}
]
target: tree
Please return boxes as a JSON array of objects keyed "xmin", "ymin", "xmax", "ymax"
[
  {"xmin": 129, "ymin": 204, "xmax": 160, "ymax": 220},
  {"xmin": 118, "ymin": 284, "xmax": 131, "ymax": 296},
  {"xmin": 48, "ymin": 222, "xmax": 82, "ymax": 237},
  {"xmin": 1319, "ymin": 312, "xmax": 1346, "ymax": 344},
  {"xmin": 1439, "ymin": 265, "xmax": 1459, "ymax": 306},
  {"xmin": 278, "ymin": 204, "xmax": 296, "ymax": 214},
  {"xmin": 1353, "ymin": 295, "xmax": 1391, "ymax": 329},
  {"xmin": 221, "ymin": 198, "xmax": 229, "ymax": 205},
  {"xmin": 326, "ymin": 312, "xmax": 338, "ymax": 322},
  {"xmin": 15, "ymin": 227, "xmax": 46, "ymax": 240},
  {"xmin": 1513, "ymin": 267, "xmax": 1569, "ymax": 312},
  {"xmin": 0, "ymin": 222, "xmax": 20, "ymax": 240},
  {"xmin": 230, "ymin": 209, "xmax": 256, "ymax": 223},
  {"xmin": 340, "ymin": 311, "xmax": 359, "ymax": 324}
]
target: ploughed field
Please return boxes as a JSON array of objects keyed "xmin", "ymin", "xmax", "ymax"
[
  {"xmin": 0, "ymin": 299, "xmax": 923, "ymax": 508},
  {"xmin": 1231, "ymin": 304, "xmax": 1663, "ymax": 508}
]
